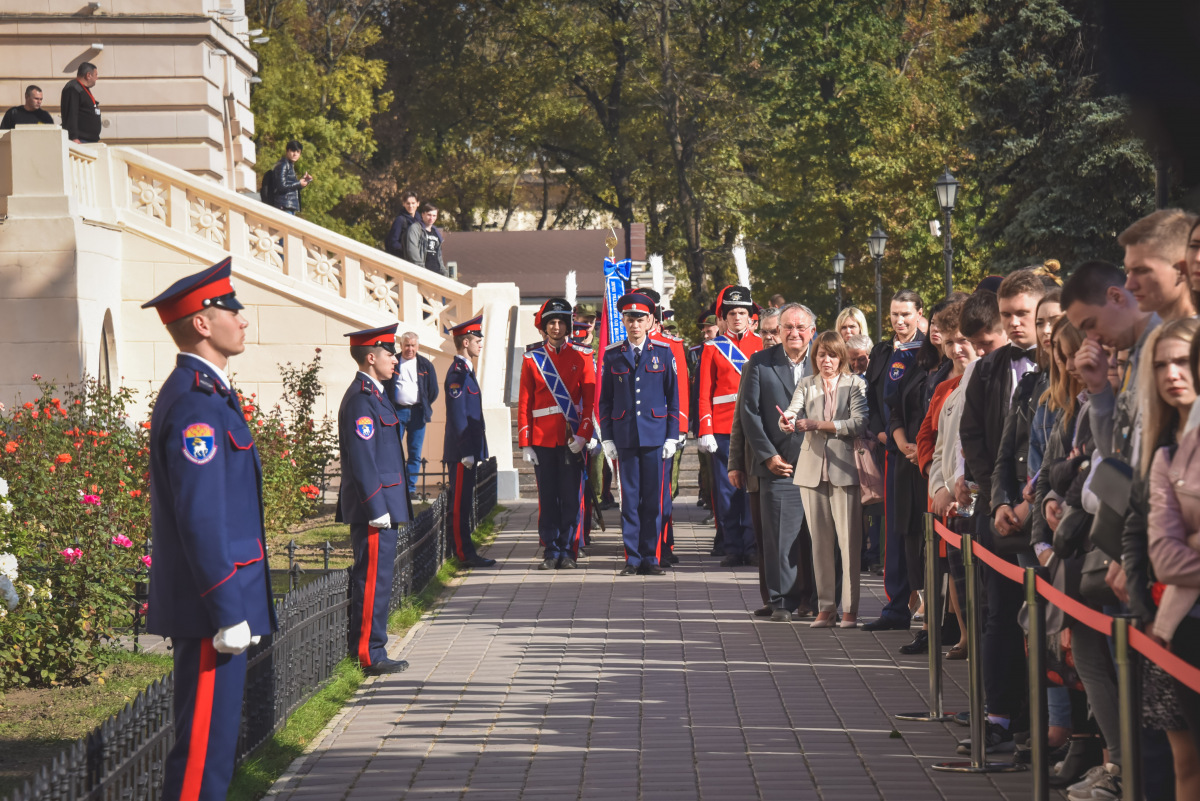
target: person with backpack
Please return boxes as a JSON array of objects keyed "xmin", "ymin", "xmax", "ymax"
[
  {"xmin": 262, "ymin": 140, "xmax": 312, "ymax": 214},
  {"xmin": 384, "ymin": 192, "xmax": 420, "ymax": 258}
]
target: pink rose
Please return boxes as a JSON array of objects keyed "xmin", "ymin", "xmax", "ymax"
[
  {"xmin": 81, "ymin": 494, "xmax": 101, "ymax": 506},
  {"xmin": 141, "ymin": 555, "xmax": 152, "ymax": 568},
  {"xmin": 61, "ymin": 547, "xmax": 82, "ymax": 564},
  {"xmin": 111, "ymin": 534, "xmax": 133, "ymax": 548}
]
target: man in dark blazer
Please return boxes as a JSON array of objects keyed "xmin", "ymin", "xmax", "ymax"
[
  {"xmin": 60, "ymin": 62, "xmax": 101, "ymax": 143},
  {"xmin": 738, "ymin": 303, "xmax": 816, "ymax": 621},
  {"xmin": 383, "ymin": 331, "xmax": 438, "ymax": 497}
]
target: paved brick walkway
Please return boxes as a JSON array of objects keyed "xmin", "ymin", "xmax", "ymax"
[{"xmin": 270, "ymin": 498, "xmax": 1044, "ymax": 801}]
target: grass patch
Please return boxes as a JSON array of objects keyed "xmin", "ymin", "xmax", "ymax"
[
  {"xmin": 225, "ymin": 658, "xmax": 364, "ymax": 801},
  {"xmin": 230, "ymin": 503, "xmax": 504, "ymax": 800},
  {"xmin": 0, "ymin": 650, "xmax": 173, "ymax": 798}
]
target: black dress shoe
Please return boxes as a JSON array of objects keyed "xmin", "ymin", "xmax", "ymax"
[
  {"xmin": 752, "ymin": 605, "xmax": 774, "ymax": 617},
  {"xmin": 702, "ymin": 515, "xmax": 715, "ymax": 526},
  {"xmin": 719, "ymin": 555, "xmax": 743, "ymax": 567},
  {"xmin": 745, "ymin": 553, "xmax": 760, "ymax": 567},
  {"xmin": 899, "ymin": 630, "xmax": 929, "ymax": 654},
  {"xmin": 538, "ymin": 558, "xmax": 557, "ymax": 570},
  {"xmin": 668, "ymin": 553, "xmax": 680, "ymax": 564},
  {"xmin": 465, "ymin": 555, "xmax": 496, "ymax": 568},
  {"xmin": 642, "ymin": 564, "xmax": 666, "ymax": 576},
  {"xmin": 869, "ymin": 563, "xmax": 884, "ymax": 576},
  {"xmin": 620, "ymin": 563, "xmax": 638, "ymax": 575},
  {"xmin": 363, "ymin": 658, "xmax": 409, "ymax": 675},
  {"xmin": 861, "ymin": 617, "xmax": 910, "ymax": 632},
  {"xmin": 558, "ymin": 556, "xmax": 578, "ymax": 569}
]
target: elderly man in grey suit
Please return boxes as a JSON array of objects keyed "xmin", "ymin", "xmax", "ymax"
[{"xmin": 738, "ymin": 303, "xmax": 816, "ymax": 622}]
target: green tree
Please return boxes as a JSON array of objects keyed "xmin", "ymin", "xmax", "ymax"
[
  {"xmin": 957, "ymin": 0, "xmax": 1154, "ymax": 272},
  {"xmin": 248, "ymin": 0, "xmax": 392, "ymax": 242}
]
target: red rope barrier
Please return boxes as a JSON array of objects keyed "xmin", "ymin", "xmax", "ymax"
[{"xmin": 931, "ymin": 518, "xmax": 1200, "ymax": 696}]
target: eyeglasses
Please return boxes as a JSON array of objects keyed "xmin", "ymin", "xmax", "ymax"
[{"xmin": 780, "ymin": 324, "xmax": 810, "ymax": 333}]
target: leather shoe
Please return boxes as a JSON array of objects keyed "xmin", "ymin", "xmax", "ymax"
[
  {"xmin": 719, "ymin": 555, "xmax": 743, "ymax": 567},
  {"xmin": 465, "ymin": 555, "xmax": 496, "ymax": 568},
  {"xmin": 899, "ymin": 630, "xmax": 929, "ymax": 655},
  {"xmin": 869, "ymin": 563, "xmax": 884, "ymax": 576},
  {"xmin": 744, "ymin": 553, "xmax": 760, "ymax": 567},
  {"xmin": 620, "ymin": 563, "xmax": 638, "ymax": 576},
  {"xmin": 770, "ymin": 608, "xmax": 793, "ymax": 622},
  {"xmin": 642, "ymin": 564, "xmax": 666, "ymax": 576},
  {"xmin": 558, "ymin": 556, "xmax": 578, "ymax": 569},
  {"xmin": 668, "ymin": 553, "xmax": 680, "ymax": 564},
  {"xmin": 752, "ymin": 605, "xmax": 774, "ymax": 618},
  {"xmin": 363, "ymin": 658, "xmax": 409, "ymax": 675},
  {"xmin": 538, "ymin": 558, "xmax": 557, "ymax": 570},
  {"xmin": 861, "ymin": 617, "xmax": 910, "ymax": 632}
]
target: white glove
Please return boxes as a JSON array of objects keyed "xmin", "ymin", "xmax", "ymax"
[
  {"xmin": 521, "ymin": 446, "xmax": 538, "ymax": 466},
  {"xmin": 677, "ymin": 434, "xmax": 687, "ymax": 447},
  {"xmin": 368, "ymin": 513, "xmax": 391, "ymax": 529},
  {"xmin": 602, "ymin": 440, "xmax": 618, "ymax": 461},
  {"xmin": 212, "ymin": 620, "xmax": 252, "ymax": 654},
  {"xmin": 250, "ymin": 635, "xmax": 262, "ymax": 645},
  {"xmin": 662, "ymin": 440, "xmax": 677, "ymax": 459},
  {"xmin": 588, "ymin": 437, "xmax": 602, "ymax": 454},
  {"xmin": 460, "ymin": 455, "xmax": 475, "ymax": 468},
  {"xmin": 568, "ymin": 435, "xmax": 586, "ymax": 454},
  {"xmin": 699, "ymin": 434, "xmax": 718, "ymax": 453}
]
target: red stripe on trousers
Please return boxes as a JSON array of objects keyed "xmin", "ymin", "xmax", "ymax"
[
  {"xmin": 655, "ymin": 456, "xmax": 666, "ymax": 563},
  {"xmin": 180, "ymin": 639, "xmax": 218, "ymax": 801},
  {"xmin": 358, "ymin": 526, "xmax": 379, "ymax": 666},
  {"xmin": 453, "ymin": 463, "xmax": 466, "ymax": 559}
]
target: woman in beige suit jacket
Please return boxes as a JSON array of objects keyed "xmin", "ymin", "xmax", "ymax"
[{"xmin": 780, "ymin": 331, "xmax": 868, "ymax": 627}]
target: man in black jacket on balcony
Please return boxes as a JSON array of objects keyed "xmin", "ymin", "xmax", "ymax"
[
  {"xmin": 60, "ymin": 63, "xmax": 101, "ymax": 143},
  {"xmin": 271, "ymin": 140, "xmax": 313, "ymax": 215}
]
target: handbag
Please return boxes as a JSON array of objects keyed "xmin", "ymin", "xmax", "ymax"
[
  {"xmin": 1079, "ymin": 549, "xmax": 1119, "ymax": 608},
  {"xmin": 1052, "ymin": 505, "xmax": 1092, "ymax": 559},
  {"xmin": 1088, "ymin": 458, "xmax": 1133, "ymax": 560},
  {"xmin": 854, "ymin": 437, "xmax": 884, "ymax": 505}
]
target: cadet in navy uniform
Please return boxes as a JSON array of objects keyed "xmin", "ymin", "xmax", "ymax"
[
  {"xmin": 339, "ymin": 323, "xmax": 412, "ymax": 675},
  {"xmin": 599, "ymin": 292, "xmax": 679, "ymax": 575},
  {"xmin": 141, "ymin": 257, "xmax": 276, "ymax": 801},
  {"xmin": 443, "ymin": 316, "xmax": 496, "ymax": 568}
]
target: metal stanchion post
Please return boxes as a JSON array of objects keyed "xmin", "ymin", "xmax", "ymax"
[
  {"xmin": 1114, "ymin": 615, "xmax": 1143, "ymax": 801},
  {"xmin": 1025, "ymin": 566, "xmax": 1049, "ymax": 800},
  {"xmin": 897, "ymin": 514, "xmax": 953, "ymax": 722},
  {"xmin": 934, "ymin": 532, "xmax": 1025, "ymax": 773}
]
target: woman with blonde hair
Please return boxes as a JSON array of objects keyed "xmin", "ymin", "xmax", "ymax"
[
  {"xmin": 835, "ymin": 307, "xmax": 870, "ymax": 343},
  {"xmin": 779, "ymin": 331, "xmax": 868, "ymax": 627}
]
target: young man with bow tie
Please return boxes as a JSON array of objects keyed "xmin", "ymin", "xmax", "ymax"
[{"xmin": 958, "ymin": 268, "xmax": 1046, "ymax": 753}]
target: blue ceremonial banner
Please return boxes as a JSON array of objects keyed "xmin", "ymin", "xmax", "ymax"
[{"xmin": 602, "ymin": 257, "xmax": 631, "ymax": 347}]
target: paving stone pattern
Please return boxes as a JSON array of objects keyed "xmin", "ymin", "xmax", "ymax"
[{"xmin": 271, "ymin": 498, "xmax": 1048, "ymax": 801}]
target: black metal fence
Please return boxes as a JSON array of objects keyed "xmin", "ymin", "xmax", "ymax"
[{"xmin": 4, "ymin": 457, "xmax": 498, "ymax": 801}]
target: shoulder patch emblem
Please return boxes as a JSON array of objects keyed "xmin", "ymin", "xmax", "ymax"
[
  {"xmin": 889, "ymin": 360, "xmax": 907, "ymax": 381},
  {"xmin": 182, "ymin": 423, "xmax": 217, "ymax": 465},
  {"xmin": 448, "ymin": 382, "xmax": 463, "ymax": 399},
  {"xmin": 355, "ymin": 416, "xmax": 375, "ymax": 440}
]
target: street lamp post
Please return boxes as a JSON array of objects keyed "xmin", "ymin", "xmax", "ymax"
[
  {"xmin": 867, "ymin": 227, "xmax": 888, "ymax": 341},
  {"xmin": 832, "ymin": 252, "xmax": 845, "ymax": 316},
  {"xmin": 935, "ymin": 167, "xmax": 960, "ymax": 297}
]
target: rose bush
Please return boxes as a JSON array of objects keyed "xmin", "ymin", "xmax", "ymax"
[{"xmin": 0, "ymin": 354, "xmax": 334, "ymax": 689}]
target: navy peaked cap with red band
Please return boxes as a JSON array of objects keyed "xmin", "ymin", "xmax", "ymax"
[
  {"xmin": 450, "ymin": 315, "xmax": 484, "ymax": 337},
  {"xmin": 617, "ymin": 292, "xmax": 656, "ymax": 316},
  {"xmin": 344, "ymin": 323, "xmax": 399, "ymax": 348},
  {"xmin": 142, "ymin": 257, "xmax": 244, "ymax": 324}
]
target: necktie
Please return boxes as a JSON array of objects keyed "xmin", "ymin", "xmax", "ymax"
[{"xmin": 634, "ymin": 346, "xmax": 641, "ymax": 368}]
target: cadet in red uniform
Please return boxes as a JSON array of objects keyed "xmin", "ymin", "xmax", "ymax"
[
  {"xmin": 519, "ymin": 298, "xmax": 597, "ymax": 569},
  {"xmin": 142, "ymin": 258, "xmax": 276, "ymax": 801},
  {"xmin": 697, "ymin": 285, "xmax": 763, "ymax": 566}
]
